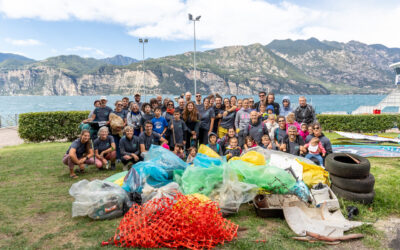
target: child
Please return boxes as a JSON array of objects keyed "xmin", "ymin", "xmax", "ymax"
[
  {"xmin": 259, "ymin": 104, "xmax": 268, "ymax": 121},
  {"xmin": 304, "ymin": 137, "xmax": 326, "ymax": 167},
  {"xmin": 285, "ymin": 113, "xmax": 301, "ymax": 134},
  {"xmin": 266, "ymin": 105, "xmax": 275, "ymax": 115},
  {"xmin": 224, "ymin": 137, "xmax": 241, "ymax": 159},
  {"xmin": 207, "ymin": 132, "xmax": 223, "ymax": 155},
  {"xmin": 308, "ymin": 124, "xmax": 314, "ymax": 136},
  {"xmin": 151, "ymin": 107, "xmax": 168, "ymax": 138},
  {"xmin": 140, "ymin": 103, "xmax": 154, "ymax": 132},
  {"xmin": 218, "ymin": 127, "xmax": 237, "ymax": 154},
  {"xmin": 169, "ymin": 110, "xmax": 190, "ymax": 149},
  {"xmin": 261, "ymin": 134, "xmax": 277, "ymax": 150},
  {"xmin": 173, "ymin": 143, "xmax": 185, "ymax": 159},
  {"xmin": 265, "ymin": 114, "xmax": 278, "ymax": 141},
  {"xmin": 186, "ymin": 147, "xmax": 197, "ymax": 164},
  {"xmin": 243, "ymin": 135, "xmax": 257, "ymax": 150},
  {"xmin": 299, "ymin": 123, "xmax": 309, "ymax": 141}
]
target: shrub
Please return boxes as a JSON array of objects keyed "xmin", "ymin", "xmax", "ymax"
[
  {"xmin": 18, "ymin": 111, "xmax": 90, "ymax": 142},
  {"xmin": 317, "ymin": 114, "xmax": 400, "ymax": 133}
]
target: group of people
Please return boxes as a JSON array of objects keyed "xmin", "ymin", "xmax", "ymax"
[{"xmin": 63, "ymin": 91, "xmax": 332, "ymax": 178}]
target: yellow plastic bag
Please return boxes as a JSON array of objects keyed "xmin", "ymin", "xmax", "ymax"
[
  {"xmin": 296, "ymin": 159, "xmax": 330, "ymax": 188},
  {"xmin": 240, "ymin": 151, "xmax": 266, "ymax": 166},
  {"xmin": 114, "ymin": 176, "xmax": 124, "ymax": 186},
  {"xmin": 229, "ymin": 156, "xmax": 241, "ymax": 162},
  {"xmin": 198, "ymin": 144, "xmax": 220, "ymax": 158}
]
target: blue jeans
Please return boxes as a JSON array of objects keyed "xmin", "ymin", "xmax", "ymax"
[{"xmin": 305, "ymin": 153, "xmax": 324, "ymax": 166}]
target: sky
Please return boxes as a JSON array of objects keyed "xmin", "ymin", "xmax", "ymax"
[{"xmin": 0, "ymin": 0, "xmax": 399, "ymax": 60}]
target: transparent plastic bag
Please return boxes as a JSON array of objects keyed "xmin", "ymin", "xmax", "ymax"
[
  {"xmin": 228, "ymin": 160, "xmax": 296, "ymax": 193},
  {"xmin": 209, "ymin": 165, "xmax": 258, "ymax": 215},
  {"xmin": 141, "ymin": 182, "xmax": 180, "ymax": 203},
  {"xmin": 181, "ymin": 166, "xmax": 223, "ymax": 196},
  {"xmin": 69, "ymin": 179, "xmax": 128, "ymax": 220}
]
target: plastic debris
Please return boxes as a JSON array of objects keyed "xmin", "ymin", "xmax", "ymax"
[
  {"xmin": 69, "ymin": 179, "xmax": 128, "ymax": 220},
  {"xmin": 240, "ymin": 151, "xmax": 266, "ymax": 166},
  {"xmin": 181, "ymin": 165, "xmax": 223, "ymax": 195},
  {"xmin": 103, "ymin": 193, "xmax": 238, "ymax": 249},
  {"xmin": 141, "ymin": 182, "xmax": 180, "ymax": 203},
  {"xmin": 296, "ymin": 159, "xmax": 330, "ymax": 188}
]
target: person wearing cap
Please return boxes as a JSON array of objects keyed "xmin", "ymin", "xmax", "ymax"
[
  {"xmin": 134, "ymin": 93, "xmax": 143, "ymax": 109},
  {"xmin": 279, "ymin": 96, "xmax": 293, "ymax": 117},
  {"xmin": 84, "ymin": 96, "xmax": 112, "ymax": 124},
  {"xmin": 266, "ymin": 105, "xmax": 275, "ymax": 115}
]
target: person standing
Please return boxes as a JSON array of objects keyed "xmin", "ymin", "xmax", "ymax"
[
  {"xmin": 279, "ymin": 96, "xmax": 293, "ymax": 117},
  {"xmin": 133, "ymin": 93, "xmax": 143, "ymax": 109},
  {"xmin": 274, "ymin": 116, "xmax": 287, "ymax": 148},
  {"xmin": 244, "ymin": 111, "xmax": 268, "ymax": 145},
  {"xmin": 266, "ymin": 92, "xmax": 280, "ymax": 115},
  {"xmin": 195, "ymin": 93, "xmax": 203, "ymax": 111},
  {"xmin": 305, "ymin": 122, "xmax": 333, "ymax": 155},
  {"xmin": 127, "ymin": 103, "xmax": 142, "ymax": 136},
  {"xmin": 182, "ymin": 101, "xmax": 200, "ymax": 149},
  {"xmin": 177, "ymin": 98, "xmax": 186, "ymax": 115},
  {"xmin": 218, "ymin": 98, "xmax": 236, "ymax": 138},
  {"xmin": 234, "ymin": 98, "xmax": 252, "ymax": 147},
  {"xmin": 294, "ymin": 96, "xmax": 315, "ymax": 125},
  {"xmin": 185, "ymin": 92, "xmax": 192, "ymax": 103},
  {"xmin": 198, "ymin": 97, "xmax": 215, "ymax": 145},
  {"xmin": 254, "ymin": 91, "xmax": 267, "ymax": 111},
  {"xmin": 212, "ymin": 96, "xmax": 224, "ymax": 134}
]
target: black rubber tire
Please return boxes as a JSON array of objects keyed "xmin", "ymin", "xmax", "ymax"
[
  {"xmin": 330, "ymin": 173, "xmax": 375, "ymax": 193},
  {"xmin": 325, "ymin": 153, "xmax": 370, "ymax": 178},
  {"xmin": 331, "ymin": 184, "xmax": 375, "ymax": 204}
]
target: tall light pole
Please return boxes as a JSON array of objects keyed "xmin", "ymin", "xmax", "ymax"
[
  {"xmin": 188, "ymin": 13, "xmax": 201, "ymax": 95},
  {"xmin": 139, "ymin": 38, "xmax": 148, "ymax": 102}
]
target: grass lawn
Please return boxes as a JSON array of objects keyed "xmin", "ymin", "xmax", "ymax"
[{"xmin": 0, "ymin": 133, "xmax": 399, "ymax": 249}]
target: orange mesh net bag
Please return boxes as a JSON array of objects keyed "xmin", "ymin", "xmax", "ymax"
[{"xmin": 102, "ymin": 193, "xmax": 238, "ymax": 249}]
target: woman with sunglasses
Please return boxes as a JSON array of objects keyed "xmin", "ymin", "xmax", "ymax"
[
  {"xmin": 162, "ymin": 100, "xmax": 175, "ymax": 145},
  {"xmin": 305, "ymin": 122, "xmax": 333, "ymax": 156}
]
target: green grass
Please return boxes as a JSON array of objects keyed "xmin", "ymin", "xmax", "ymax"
[{"xmin": 0, "ymin": 133, "xmax": 399, "ymax": 249}]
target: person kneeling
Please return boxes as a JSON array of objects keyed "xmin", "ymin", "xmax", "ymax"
[
  {"xmin": 224, "ymin": 137, "xmax": 241, "ymax": 160},
  {"xmin": 139, "ymin": 121, "xmax": 168, "ymax": 158},
  {"xmin": 94, "ymin": 127, "xmax": 117, "ymax": 170},
  {"xmin": 63, "ymin": 130, "xmax": 101, "ymax": 178},
  {"xmin": 119, "ymin": 126, "xmax": 140, "ymax": 170}
]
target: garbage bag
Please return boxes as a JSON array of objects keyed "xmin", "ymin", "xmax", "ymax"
[
  {"xmin": 109, "ymin": 113, "xmax": 124, "ymax": 136},
  {"xmin": 69, "ymin": 179, "xmax": 128, "ymax": 220},
  {"xmin": 209, "ymin": 165, "xmax": 258, "ymax": 215},
  {"xmin": 269, "ymin": 154, "xmax": 303, "ymax": 181},
  {"xmin": 193, "ymin": 153, "xmax": 223, "ymax": 168},
  {"xmin": 228, "ymin": 160, "xmax": 296, "ymax": 193},
  {"xmin": 181, "ymin": 166, "xmax": 223, "ymax": 196},
  {"xmin": 296, "ymin": 159, "xmax": 330, "ymax": 188},
  {"xmin": 122, "ymin": 145, "xmax": 188, "ymax": 192},
  {"xmin": 198, "ymin": 144, "xmax": 221, "ymax": 158},
  {"xmin": 240, "ymin": 151, "xmax": 266, "ymax": 166},
  {"xmin": 289, "ymin": 181, "xmax": 311, "ymax": 203},
  {"xmin": 105, "ymin": 171, "xmax": 128, "ymax": 183},
  {"xmin": 141, "ymin": 182, "xmax": 180, "ymax": 203}
]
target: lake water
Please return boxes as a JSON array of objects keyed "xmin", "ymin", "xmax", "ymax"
[{"xmin": 0, "ymin": 95, "xmax": 388, "ymax": 127}]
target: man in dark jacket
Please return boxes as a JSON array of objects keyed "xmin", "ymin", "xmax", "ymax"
[
  {"xmin": 266, "ymin": 93, "xmax": 280, "ymax": 115},
  {"xmin": 280, "ymin": 125, "xmax": 306, "ymax": 156},
  {"xmin": 254, "ymin": 91, "xmax": 266, "ymax": 111},
  {"xmin": 294, "ymin": 96, "xmax": 315, "ymax": 125}
]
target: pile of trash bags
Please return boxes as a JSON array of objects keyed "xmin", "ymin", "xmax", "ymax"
[{"xmin": 70, "ymin": 144, "xmax": 330, "ymax": 220}]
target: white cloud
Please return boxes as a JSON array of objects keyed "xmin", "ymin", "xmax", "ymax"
[
  {"xmin": 0, "ymin": 0, "xmax": 400, "ymax": 48},
  {"xmin": 66, "ymin": 46, "xmax": 108, "ymax": 58},
  {"xmin": 5, "ymin": 38, "xmax": 42, "ymax": 46}
]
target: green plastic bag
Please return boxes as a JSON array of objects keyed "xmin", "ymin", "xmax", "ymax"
[
  {"xmin": 228, "ymin": 160, "xmax": 296, "ymax": 194},
  {"xmin": 181, "ymin": 166, "xmax": 223, "ymax": 196}
]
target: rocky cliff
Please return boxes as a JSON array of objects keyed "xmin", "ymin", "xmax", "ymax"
[{"xmin": 0, "ymin": 38, "xmax": 399, "ymax": 95}]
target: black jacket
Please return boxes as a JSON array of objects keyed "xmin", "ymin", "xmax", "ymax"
[{"xmin": 294, "ymin": 104, "xmax": 315, "ymax": 125}]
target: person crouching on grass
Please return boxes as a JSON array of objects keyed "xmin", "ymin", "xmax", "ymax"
[
  {"xmin": 94, "ymin": 126, "xmax": 117, "ymax": 170},
  {"xmin": 119, "ymin": 126, "xmax": 140, "ymax": 170},
  {"xmin": 63, "ymin": 130, "xmax": 101, "ymax": 178}
]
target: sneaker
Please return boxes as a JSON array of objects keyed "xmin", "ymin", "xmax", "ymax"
[
  {"xmin": 111, "ymin": 163, "xmax": 116, "ymax": 170},
  {"xmin": 106, "ymin": 161, "xmax": 110, "ymax": 170}
]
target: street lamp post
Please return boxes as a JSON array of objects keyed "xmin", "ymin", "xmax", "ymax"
[
  {"xmin": 139, "ymin": 38, "xmax": 148, "ymax": 102},
  {"xmin": 188, "ymin": 13, "xmax": 201, "ymax": 95}
]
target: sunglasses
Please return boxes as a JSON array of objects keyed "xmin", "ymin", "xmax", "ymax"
[
  {"xmin": 196, "ymin": 95, "xmax": 201, "ymax": 97},
  {"xmin": 259, "ymin": 95, "xmax": 265, "ymax": 97},
  {"xmin": 313, "ymin": 127, "xmax": 320, "ymax": 130},
  {"xmin": 168, "ymin": 103, "xmax": 174, "ymax": 106},
  {"xmin": 278, "ymin": 120, "xmax": 285, "ymax": 122},
  {"xmin": 117, "ymin": 104, "xmax": 123, "ymax": 106}
]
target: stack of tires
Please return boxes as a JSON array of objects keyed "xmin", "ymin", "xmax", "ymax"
[{"xmin": 325, "ymin": 153, "xmax": 375, "ymax": 204}]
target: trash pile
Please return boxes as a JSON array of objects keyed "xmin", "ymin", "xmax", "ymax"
[{"xmin": 69, "ymin": 144, "xmax": 370, "ymax": 248}]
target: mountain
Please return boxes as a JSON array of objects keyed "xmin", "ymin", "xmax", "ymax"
[
  {"xmin": 101, "ymin": 55, "xmax": 138, "ymax": 66},
  {"xmin": 0, "ymin": 52, "xmax": 35, "ymax": 63},
  {"xmin": 0, "ymin": 39, "xmax": 399, "ymax": 95}
]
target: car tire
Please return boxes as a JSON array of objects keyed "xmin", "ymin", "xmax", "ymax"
[
  {"xmin": 325, "ymin": 153, "xmax": 370, "ymax": 178},
  {"xmin": 331, "ymin": 184, "xmax": 375, "ymax": 204},
  {"xmin": 330, "ymin": 173, "xmax": 375, "ymax": 193}
]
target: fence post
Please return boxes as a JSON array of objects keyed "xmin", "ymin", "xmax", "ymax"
[
  {"xmin": 15, "ymin": 114, "xmax": 18, "ymax": 127},
  {"xmin": 0, "ymin": 115, "xmax": 2, "ymax": 128}
]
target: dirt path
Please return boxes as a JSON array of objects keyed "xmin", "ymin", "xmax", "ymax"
[{"xmin": 0, "ymin": 127, "xmax": 24, "ymax": 148}]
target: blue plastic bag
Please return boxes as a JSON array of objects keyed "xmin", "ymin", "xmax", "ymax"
[
  {"xmin": 290, "ymin": 181, "xmax": 311, "ymax": 203},
  {"xmin": 193, "ymin": 153, "xmax": 224, "ymax": 168}
]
